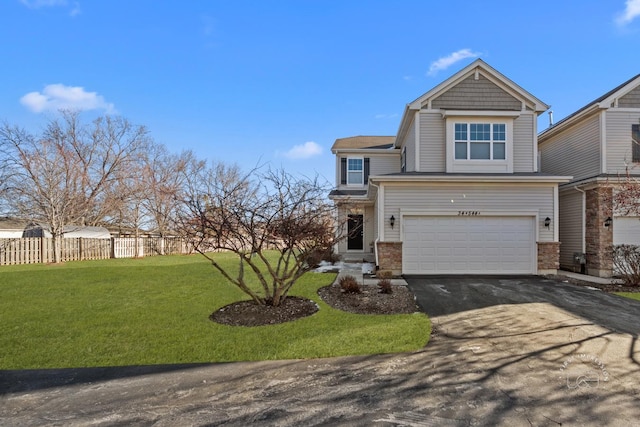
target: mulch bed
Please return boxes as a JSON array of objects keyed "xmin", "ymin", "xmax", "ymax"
[
  {"xmin": 317, "ymin": 284, "xmax": 420, "ymax": 315},
  {"xmin": 210, "ymin": 297, "xmax": 319, "ymax": 327},
  {"xmin": 210, "ymin": 284, "xmax": 421, "ymax": 326}
]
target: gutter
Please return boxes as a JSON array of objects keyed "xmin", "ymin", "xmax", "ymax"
[{"xmin": 574, "ymin": 186, "xmax": 587, "ymax": 254}]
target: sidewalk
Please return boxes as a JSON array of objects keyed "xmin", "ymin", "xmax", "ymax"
[{"xmin": 557, "ymin": 270, "xmax": 623, "ymax": 285}]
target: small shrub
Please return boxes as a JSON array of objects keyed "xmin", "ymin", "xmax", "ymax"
[
  {"xmin": 378, "ymin": 278, "xmax": 393, "ymax": 294},
  {"xmin": 339, "ymin": 275, "xmax": 361, "ymax": 294},
  {"xmin": 377, "ymin": 270, "xmax": 393, "ymax": 280},
  {"xmin": 611, "ymin": 244, "xmax": 640, "ymax": 286}
]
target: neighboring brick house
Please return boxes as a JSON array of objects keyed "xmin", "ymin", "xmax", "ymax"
[
  {"xmin": 539, "ymin": 73, "xmax": 640, "ymax": 277},
  {"xmin": 329, "ymin": 59, "xmax": 571, "ymax": 275}
]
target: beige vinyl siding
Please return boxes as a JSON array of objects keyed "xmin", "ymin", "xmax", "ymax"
[
  {"xmin": 398, "ymin": 115, "xmax": 416, "ymax": 172},
  {"xmin": 619, "ymin": 86, "xmax": 640, "ymax": 108},
  {"xmin": 606, "ymin": 110, "xmax": 640, "ymax": 174},
  {"xmin": 558, "ymin": 190, "xmax": 584, "ymax": 270},
  {"xmin": 382, "ymin": 183, "xmax": 555, "ymax": 242},
  {"xmin": 540, "ymin": 114, "xmax": 601, "ymax": 180},
  {"xmin": 364, "ymin": 205, "xmax": 375, "ymax": 254},
  {"xmin": 369, "ymin": 154, "xmax": 401, "ymax": 176},
  {"xmin": 513, "ymin": 113, "xmax": 535, "ymax": 172},
  {"xmin": 336, "ymin": 204, "xmax": 348, "ymax": 254},
  {"xmin": 419, "ymin": 111, "xmax": 445, "ymax": 172},
  {"xmin": 431, "ymin": 74, "xmax": 522, "ymax": 111}
]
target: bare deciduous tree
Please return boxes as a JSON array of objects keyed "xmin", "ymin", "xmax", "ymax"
[
  {"xmin": 0, "ymin": 111, "xmax": 150, "ymax": 262},
  {"xmin": 178, "ymin": 164, "xmax": 342, "ymax": 307},
  {"xmin": 141, "ymin": 146, "xmax": 195, "ymax": 238}
]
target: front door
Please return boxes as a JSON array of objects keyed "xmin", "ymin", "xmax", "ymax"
[{"xmin": 347, "ymin": 214, "xmax": 364, "ymax": 250}]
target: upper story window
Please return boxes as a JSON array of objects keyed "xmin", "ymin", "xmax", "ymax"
[
  {"xmin": 401, "ymin": 147, "xmax": 406, "ymax": 172},
  {"xmin": 347, "ymin": 158, "xmax": 363, "ymax": 185},
  {"xmin": 454, "ymin": 122, "xmax": 506, "ymax": 160},
  {"xmin": 340, "ymin": 157, "xmax": 370, "ymax": 186},
  {"xmin": 632, "ymin": 124, "xmax": 640, "ymax": 163}
]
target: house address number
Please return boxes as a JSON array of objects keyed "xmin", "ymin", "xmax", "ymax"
[{"xmin": 458, "ymin": 211, "xmax": 480, "ymax": 216}]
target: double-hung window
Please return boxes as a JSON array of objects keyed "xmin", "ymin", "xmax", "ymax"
[
  {"xmin": 347, "ymin": 158, "xmax": 363, "ymax": 185},
  {"xmin": 455, "ymin": 123, "xmax": 506, "ymax": 160}
]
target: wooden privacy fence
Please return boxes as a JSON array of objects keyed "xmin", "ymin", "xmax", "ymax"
[{"xmin": 0, "ymin": 237, "xmax": 192, "ymax": 266}]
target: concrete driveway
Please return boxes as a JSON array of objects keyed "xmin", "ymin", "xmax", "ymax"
[{"xmin": 2, "ymin": 275, "xmax": 640, "ymax": 426}]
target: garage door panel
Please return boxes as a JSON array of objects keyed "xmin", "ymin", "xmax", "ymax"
[
  {"xmin": 614, "ymin": 217, "xmax": 640, "ymax": 245},
  {"xmin": 403, "ymin": 216, "xmax": 534, "ymax": 274}
]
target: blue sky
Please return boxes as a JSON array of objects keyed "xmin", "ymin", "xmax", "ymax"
[{"xmin": 2, "ymin": 0, "xmax": 640, "ymax": 183}]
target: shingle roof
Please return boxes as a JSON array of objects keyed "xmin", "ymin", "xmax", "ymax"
[
  {"xmin": 328, "ymin": 189, "xmax": 367, "ymax": 197},
  {"xmin": 0, "ymin": 217, "xmax": 29, "ymax": 230},
  {"xmin": 331, "ymin": 136, "xmax": 395, "ymax": 150},
  {"xmin": 543, "ymin": 72, "xmax": 640, "ymax": 132}
]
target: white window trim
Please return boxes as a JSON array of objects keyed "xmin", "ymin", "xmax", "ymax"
[
  {"xmin": 454, "ymin": 122, "xmax": 506, "ymax": 161},
  {"xmin": 446, "ymin": 117, "xmax": 514, "ymax": 173},
  {"xmin": 346, "ymin": 157, "xmax": 364, "ymax": 186},
  {"xmin": 401, "ymin": 147, "xmax": 406, "ymax": 172}
]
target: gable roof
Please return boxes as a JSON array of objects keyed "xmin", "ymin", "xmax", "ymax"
[
  {"xmin": 409, "ymin": 59, "xmax": 548, "ymax": 112},
  {"xmin": 331, "ymin": 136, "xmax": 395, "ymax": 151},
  {"xmin": 396, "ymin": 59, "xmax": 549, "ymax": 147},
  {"xmin": 539, "ymin": 72, "xmax": 640, "ymax": 141},
  {"xmin": 0, "ymin": 217, "xmax": 29, "ymax": 230}
]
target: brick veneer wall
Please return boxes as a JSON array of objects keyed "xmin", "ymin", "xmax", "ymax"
[
  {"xmin": 537, "ymin": 241, "xmax": 560, "ymax": 273},
  {"xmin": 585, "ymin": 186, "xmax": 613, "ymax": 277},
  {"xmin": 377, "ymin": 241, "xmax": 402, "ymax": 274}
]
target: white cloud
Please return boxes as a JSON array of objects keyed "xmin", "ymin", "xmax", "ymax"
[
  {"xmin": 21, "ymin": 0, "xmax": 66, "ymax": 7},
  {"xmin": 20, "ymin": 0, "xmax": 81, "ymax": 16},
  {"xmin": 281, "ymin": 141, "xmax": 322, "ymax": 160},
  {"xmin": 69, "ymin": 2, "xmax": 81, "ymax": 16},
  {"xmin": 616, "ymin": 0, "xmax": 640, "ymax": 26},
  {"xmin": 374, "ymin": 113, "xmax": 399, "ymax": 119},
  {"xmin": 427, "ymin": 49, "xmax": 481, "ymax": 76},
  {"xmin": 20, "ymin": 84, "xmax": 116, "ymax": 114}
]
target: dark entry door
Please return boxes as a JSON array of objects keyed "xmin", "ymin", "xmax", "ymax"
[{"xmin": 347, "ymin": 214, "xmax": 364, "ymax": 250}]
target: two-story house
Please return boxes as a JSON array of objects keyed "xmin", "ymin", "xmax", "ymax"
[
  {"xmin": 329, "ymin": 59, "xmax": 571, "ymax": 275},
  {"xmin": 539, "ymin": 73, "xmax": 640, "ymax": 277}
]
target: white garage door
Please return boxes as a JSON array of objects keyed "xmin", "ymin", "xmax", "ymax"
[
  {"xmin": 613, "ymin": 217, "xmax": 640, "ymax": 245},
  {"xmin": 403, "ymin": 216, "xmax": 535, "ymax": 274}
]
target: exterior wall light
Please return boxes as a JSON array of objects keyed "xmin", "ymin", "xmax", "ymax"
[
  {"xmin": 390, "ymin": 215, "xmax": 395, "ymax": 229},
  {"xmin": 604, "ymin": 217, "xmax": 612, "ymax": 228},
  {"xmin": 544, "ymin": 217, "xmax": 551, "ymax": 229}
]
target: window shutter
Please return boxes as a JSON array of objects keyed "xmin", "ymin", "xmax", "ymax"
[
  {"xmin": 340, "ymin": 158, "xmax": 347, "ymax": 184},
  {"xmin": 633, "ymin": 125, "xmax": 640, "ymax": 163},
  {"xmin": 364, "ymin": 158, "xmax": 370, "ymax": 184}
]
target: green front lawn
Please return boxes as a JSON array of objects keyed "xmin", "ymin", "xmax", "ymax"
[
  {"xmin": 0, "ymin": 253, "xmax": 430, "ymax": 369},
  {"xmin": 614, "ymin": 292, "xmax": 640, "ymax": 301}
]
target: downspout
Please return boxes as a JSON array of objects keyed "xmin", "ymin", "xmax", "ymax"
[
  {"xmin": 369, "ymin": 180, "xmax": 381, "ymax": 268},
  {"xmin": 574, "ymin": 186, "xmax": 586, "ymax": 254}
]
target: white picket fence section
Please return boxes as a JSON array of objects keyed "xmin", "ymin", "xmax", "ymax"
[{"xmin": 0, "ymin": 237, "xmax": 192, "ymax": 266}]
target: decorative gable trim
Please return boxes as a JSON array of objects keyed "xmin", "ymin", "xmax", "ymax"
[
  {"xmin": 407, "ymin": 59, "xmax": 548, "ymax": 113},
  {"xmin": 396, "ymin": 59, "xmax": 548, "ymax": 148}
]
